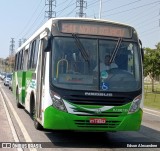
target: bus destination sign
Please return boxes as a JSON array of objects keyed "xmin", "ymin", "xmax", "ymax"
[{"xmin": 60, "ymin": 22, "xmax": 131, "ymax": 38}]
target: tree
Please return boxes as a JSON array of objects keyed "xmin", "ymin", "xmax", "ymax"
[
  {"xmin": 144, "ymin": 43, "xmax": 160, "ymax": 92},
  {"xmin": 8, "ymin": 55, "xmax": 15, "ymax": 72}
]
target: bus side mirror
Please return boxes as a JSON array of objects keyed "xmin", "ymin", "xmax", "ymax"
[
  {"xmin": 44, "ymin": 36, "xmax": 51, "ymax": 52},
  {"xmin": 141, "ymin": 48, "xmax": 144, "ymax": 62},
  {"xmin": 139, "ymin": 39, "xmax": 144, "ymax": 62}
]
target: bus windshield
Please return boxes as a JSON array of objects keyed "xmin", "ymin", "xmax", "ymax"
[{"xmin": 51, "ymin": 37, "xmax": 141, "ymax": 92}]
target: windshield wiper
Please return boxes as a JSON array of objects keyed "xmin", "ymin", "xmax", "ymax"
[
  {"xmin": 109, "ymin": 37, "xmax": 122, "ymax": 64},
  {"xmin": 72, "ymin": 33, "xmax": 89, "ymax": 61}
]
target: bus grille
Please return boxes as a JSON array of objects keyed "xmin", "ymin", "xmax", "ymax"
[
  {"xmin": 74, "ymin": 112, "xmax": 123, "ymax": 117},
  {"xmin": 74, "ymin": 120, "xmax": 121, "ymax": 128},
  {"xmin": 67, "ymin": 95, "xmax": 130, "ymax": 106}
]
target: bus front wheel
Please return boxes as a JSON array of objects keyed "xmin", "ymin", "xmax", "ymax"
[
  {"xmin": 31, "ymin": 96, "xmax": 43, "ymax": 130},
  {"xmin": 34, "ymin": 118, "xmax": 43, "ymax": 130}
]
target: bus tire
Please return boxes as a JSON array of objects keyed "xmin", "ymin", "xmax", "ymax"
[
  {"xmin": 34, "ymin": 118, "xmax": 43, "ymax": 130},
  {"xmin": 30, "ymin": 94, "xmax": 43, "ymax": 130},
  {"xmin": 16, "ymin": 88, "xmax": 23, "ymax": 108},
  {"xmin": 30, "ymin": 94, "xmax": 35, "ymax": 119}
]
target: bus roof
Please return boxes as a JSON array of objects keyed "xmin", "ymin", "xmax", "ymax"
[
  {"xmin": 16, "ymin": 17, "xmax": 135, "ymax": 53},
  {"xmin": 54, "ymin": 17, "xmax": 132, "ymax": 27}
]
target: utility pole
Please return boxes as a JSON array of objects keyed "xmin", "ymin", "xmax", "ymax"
[
  {"xmin": 23, "ymin": 38, "xmax": 26, "ymax": 43},
  {"xmin": 45, "ymin": 0, "xmax": 56, "ymax": 19},
  {"xmin": 18, "ymin": 38, "xmax": 26, "ymax": 47},
  {"xmin": 9, "ymin": 38, "xmax": 15, "ymax": 72},
  {"xmin": 19, "ymin": 39, "xmax": 22, "ymax": 47},
  {"xmin": 76, "ymin": 0, "xmax": 87, "ymax": 17},
  {"xmin": 10, "ymin": 38, "xmax": 15, "ymax": 56}
]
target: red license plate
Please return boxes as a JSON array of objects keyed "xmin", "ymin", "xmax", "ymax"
[{"xmin": 90, "ymin": 118, "xmax": 106, "ymax": 124}]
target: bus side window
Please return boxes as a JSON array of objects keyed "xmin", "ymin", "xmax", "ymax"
[
  {"xmin": 32, "ymin": 38, "xmax": 40, "ymax": 69},
  {"xmin": 15, "ymin": 53, "xmax": 18, "ymax": 71},
  {"xmin": 30, "ymin": 40, "xmax": 36, "ymax": 69},
  {"xmin": 27, "ymin": 46, "xmax": 31, "ymax": 69},
  {"xmin": 23, "ymin": 49, "xmax": 29, "ymax": 71},
  {"xmin": 31, "ymin": 40, "xmax": 36, "ymax": 69},
  {"xmin": 17, "ymin": 50, "xmax": 23, "ymax": 70},
  {"xmin": 27, "ymin": 39, "xmax": 37, "ymax": 69},
  {"xmin": 20, "ymin": 49, "xmax": 24, "ymax": 70}
]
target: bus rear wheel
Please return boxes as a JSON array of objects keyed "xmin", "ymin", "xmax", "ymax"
[{"xmin": 16, "ymin": 88, "xmax": 23, "ymax": 108}]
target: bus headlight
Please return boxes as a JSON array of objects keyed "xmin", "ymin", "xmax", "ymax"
[
  {"xmin": 128, "ymin": 95, "xmax": 141, "ymax": 114},
  {"xmin": 51, "ymin": 94, "xmax": 67, "ymax": 112}
]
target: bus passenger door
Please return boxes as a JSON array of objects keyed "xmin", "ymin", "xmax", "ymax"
[{"xmin": 36, "ymin": 39, "xmax": 46, "ymax": 120}]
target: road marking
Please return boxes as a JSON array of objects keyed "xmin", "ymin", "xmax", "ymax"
[
  {"xmin": 0, "ymin": 88, "xmax": 37, "ymax": 151},
  {"xmin": 0, "ymin": 91, "xmax": 22, "ymax": 151},
  {"xmin": 144, "ymin": 107, "xmax": 160, "ymax": 117},
  {"xmin": 144, "ymin": 108, "xmax": 160, "ymax": 114},
  {"xmin": 143, "ymin": 111, "xmax": 160, "ymax": 118}
]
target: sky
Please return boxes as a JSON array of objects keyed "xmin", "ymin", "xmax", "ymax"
[{"xmin": 0, "ymin": 0, "xmax": 160, "ymax": 59}]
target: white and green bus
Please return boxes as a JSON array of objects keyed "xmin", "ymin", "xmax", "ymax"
[{"xmin": 13, "ymin": 18, "xmax": 144, "ymax": 131}]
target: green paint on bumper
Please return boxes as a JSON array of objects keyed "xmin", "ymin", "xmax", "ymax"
[{"xmin": 43, "ymin": 106, "xmax": 143, "ymax": 132}]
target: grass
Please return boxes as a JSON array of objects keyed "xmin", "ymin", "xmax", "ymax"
[
  {"xmin": 144, "ymin": 93, "xmax": 160, "ymax": 110},
  {"xmin": 144, "ymin": 83, "xmax": 160, "ymax": 110}
]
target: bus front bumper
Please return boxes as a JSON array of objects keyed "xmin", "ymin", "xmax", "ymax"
[{"xmin": 43, "ymin": 106, "xmax": 143, "ymax": 132}]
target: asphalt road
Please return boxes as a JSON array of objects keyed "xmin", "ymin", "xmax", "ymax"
[{"xmin": 0, "ymin": 81, "xmax": 160, "ymax": 151}]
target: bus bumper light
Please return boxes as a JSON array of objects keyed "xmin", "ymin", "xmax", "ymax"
[
  {"xmin": 51, "ymin": 94, "xmax": 67, "ymax": 112},
  {"xmin": 128, "ymin": 95, "xmax": 141, "ymax": 114}
]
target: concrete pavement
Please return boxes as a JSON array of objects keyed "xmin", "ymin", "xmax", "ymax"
[
  {"xmin": 0, "ymin": 86, "xmax": 18, "ymax": 150},
  {"xmin": 0, "ymin": 91, "xmax": 15, "ymax": 142}
]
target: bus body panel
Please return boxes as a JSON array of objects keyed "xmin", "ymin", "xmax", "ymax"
[
  {"xmin": 43, "ymin": 103, "xmax": 142, "ymax": 131},
  {"xmin": 13, "ymin": 71, "xmax": 26, "ymax": 105},
  {"xmin": 25, "ymin": 70, "xmax": 36, "ymax": 112}
]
